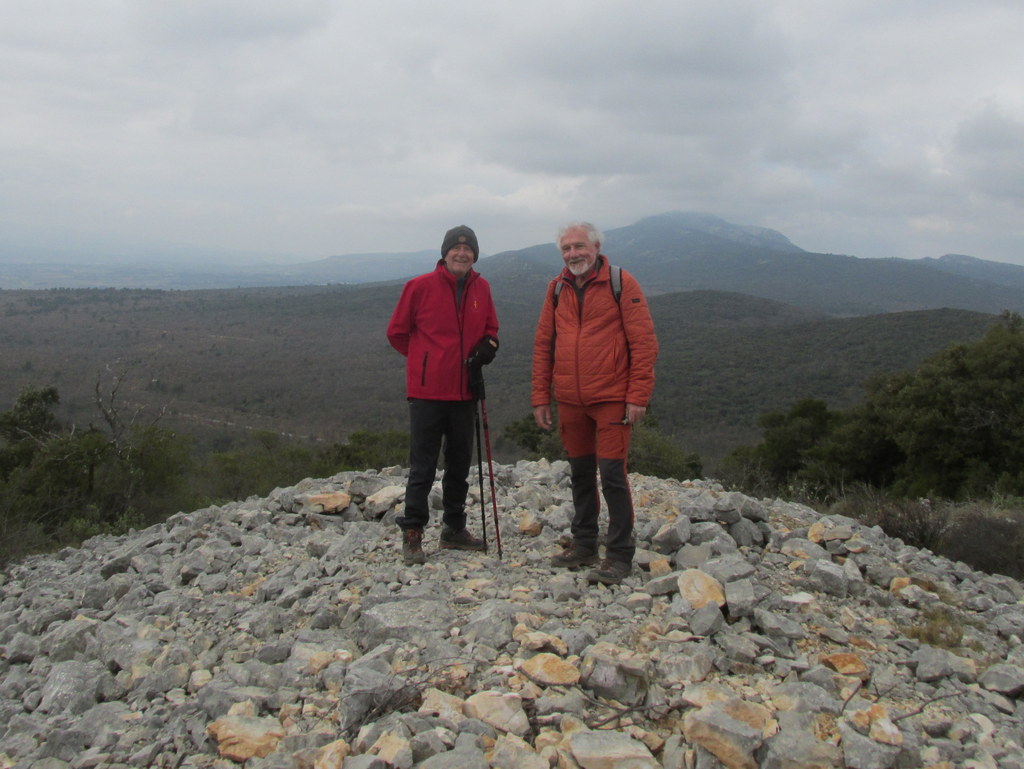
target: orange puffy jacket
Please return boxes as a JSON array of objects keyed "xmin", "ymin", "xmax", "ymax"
[{"xmin": 532, "ymin": 256, "xmax": 658, "ymax": 408}]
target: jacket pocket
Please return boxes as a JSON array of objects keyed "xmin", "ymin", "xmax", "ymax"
[{"xmin": 420, "ymin": 352, "xmax": 429, "ymax": 387}]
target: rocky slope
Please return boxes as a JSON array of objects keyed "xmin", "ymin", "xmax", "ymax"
[{"xmin": 2, "ymin": 460, "xmax": 1024, "ymax": 769}]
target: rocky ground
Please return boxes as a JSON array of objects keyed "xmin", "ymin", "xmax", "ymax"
[{"xmin": 3, "ymin": 459, "xmax": 1024, "ymax": 769}]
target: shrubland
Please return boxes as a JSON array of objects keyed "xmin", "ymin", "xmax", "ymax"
[
  {"xmin": 5, "ymin": 312, "xmax": 1024, "ymax": 581},
  {"xmin": 718, "ymin": 311, "xmax": 1024, "ymax": 577}
]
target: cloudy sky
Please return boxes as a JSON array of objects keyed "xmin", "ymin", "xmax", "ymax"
[{"xmin": 2, "ymin": 0, "xmax": 1023, "ymax": 266}]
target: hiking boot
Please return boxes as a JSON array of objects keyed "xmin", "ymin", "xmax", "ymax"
[
  {"xmin": 587, "ymin": 558, "xmax": 632, "ymax": 585},
  {"xmin": 439, "ymin": 526, "xmax": 487, "ymax": 552},
  {"xmin": 402, "ymin": 528, "xmax": 426, "ymax": 565},
  {"xmin": 549, "ymin": 543, "xmax": 599, "ymax": 569}
]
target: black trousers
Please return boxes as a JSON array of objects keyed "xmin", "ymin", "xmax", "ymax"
[
  {"xmin": 397, "ymin": 398, "xmax": 475, "ymax": 531},
  {"xmin": 569, "ymin": 455, "xmax": 636, "ymax": 563}
]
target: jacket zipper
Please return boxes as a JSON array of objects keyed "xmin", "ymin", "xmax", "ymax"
[{"xmin": 451, "ymin": 276, "xmax": 468, "ymax": 399}]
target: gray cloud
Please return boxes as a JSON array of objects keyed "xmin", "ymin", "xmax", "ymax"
[{"xmin": 1, "ymin": 0, "xmax": 1022, "ymax": 265}]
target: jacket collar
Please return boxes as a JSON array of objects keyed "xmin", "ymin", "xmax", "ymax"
[
  {"xmin": 435, "ymin": 260, "xmax": 477, "ymax": 284},
  {"xmin": 559, "ymin": 254, "xmax": 608, "ymax": 287}
]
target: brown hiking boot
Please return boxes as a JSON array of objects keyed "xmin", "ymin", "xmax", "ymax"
[
  {"xmin": 402, "ymin": 528, "xmax": 426, "ymax": 565},
  {"xmin": 586, "ymin": 558, "xmax": 632, "ymax": 585},
  {"xmin": 549, "ymin": 543, "xmax": 599, "ymax": 569},
  {"xmin": 439, "ymin": 526, "xmax": 487, "ymax": 552}
]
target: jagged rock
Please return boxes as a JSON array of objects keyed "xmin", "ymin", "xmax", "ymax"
[
  {"xmin": 910, "ymin": 646, "xmax": 976, "ymax": 683},
  {"xmin": 568, "ymin": 729, "xmax": 660, "ymax": 768},
  {"xmin": 724, "ymin": 578, "xmax": 757, "ymax": 618},
  {"xmin": 820, "ymin": 652, "xmax": 870, "ymax": 682},
  {"xmin": 652, "ymin": 518, "xmax": 692, "ymax": 553},
  {"xmin": 2, "ymin": 463, "xmax": 1024, "ymax": 768},
  {"xmin": 690, "ymin": 602, "xmax": 726, "ymax": 636},
  {"xmin": 770, "ymin": 681, "xmax": 842, "ymax": 715},
  {"xmin": 461, "ymin": 599, "xmax": 517, "ymax": 649},
  {"xmin": 462, "ymin": 691, "xmax": 530, "ymax": 736},
  {"xmin": 358, "ymin": 598, "xmax": 454, "ymax": 648},
  {"xmin": 702, "ymin": 554, "xmax": 754, "ymax": 585},
  {"xmin": 674, "ymin": 542, "xmax": 713, "ymax": 569},
  {"xmin": 657, "ymin": 646, "xmax": 714, "ymax": 685},
  {"xmin": 314, "ymin": 738, "xmax": 352, "ymax": 767},
  {"xmin": 979, "ymin": 663, "xmax": 1024, "ymax": 696},
  {"xmin": 418, "ymin": 688, "xmax": 465, "ymax": 722},
  {"xmin": 579, "ymin": 641, "xmax": 649, "ymax": 705},
  {"xmin": 808, "ymin": 559, "xmax": 850, "ymax": 597},
  {"xmin": 38, "ymin": 660, "xmax": 107, "ymax": 715},
  {"xmin": 367, "ymin": 732, "xmax": 414, "ymax": 769},
  {"xmin": 363, "ymin": 485, "xmax": 405, "ymax": 518},
  {"xmin": 298, "ymin": 490, "xmax": 353, "ymax": 514},
  {"xmin": 838, "ymin": 720, "xmax": 901, "ymax": 769},
  {"xmin": 677, "ymin": 568, "xmax": 726, "ymax": 608},
  {"xmin": 488, "ymin": 733, "xmax": 548, "ymax": 769},
  {"xmin": 207, "ymin": 709, "xmax": 286, "ymax": 762},
  {"xmin": 682, "ymin": 697, "xmax": 770, "ymax": 769},
  {"xmin": 754, "ymin": 608, "xmax": 806, "ymax": 640},
  {"xmin": 517, "ymin": 511, "xmax": 544, "ymax": 536},
  {"xmin": 781, "ymin": 538, "xmax": 831, "ymax": 561},
  {"xmin": 516, "ymin": 652, "xmax": 580, "ymax": 686}
]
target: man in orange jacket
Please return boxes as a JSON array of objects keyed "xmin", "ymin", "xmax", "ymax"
[
  {"xmin": 388, "ymin": 225, "xmax": 499, "ymax": 565},
  {"xmin": 531, "ymin": 221, "xmax": 658, "ymax": 584}
]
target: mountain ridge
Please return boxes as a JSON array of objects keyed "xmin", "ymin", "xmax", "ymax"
[{"xmin": 3, "ymin": 212, "xmax": 1024, "ymax": 307}]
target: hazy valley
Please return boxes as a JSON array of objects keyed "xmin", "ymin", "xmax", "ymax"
[{"xmin": 2, "ymin": 213, "xmax": 1018, "ymax": 469}]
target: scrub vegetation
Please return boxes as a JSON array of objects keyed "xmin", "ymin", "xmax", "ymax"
[{"xmin": 1, "ymin": 286, "xmax": 1019, "ymax": 574}]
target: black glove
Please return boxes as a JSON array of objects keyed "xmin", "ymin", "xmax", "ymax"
[{"xmin": 466, "ymin": 335, "xmax": 499, "ymax": 368}]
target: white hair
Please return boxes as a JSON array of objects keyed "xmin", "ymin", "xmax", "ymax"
[{"xmin": 557, "ymin": 221, "xmax": 603, "ymax": 248}]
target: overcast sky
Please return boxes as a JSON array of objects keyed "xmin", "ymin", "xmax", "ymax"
[{"xmin": 2, "ymin": 0, "xmax": 1023, "ymax": 266}]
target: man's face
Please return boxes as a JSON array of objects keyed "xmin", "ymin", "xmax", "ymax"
[
  {"xmin": 560, "ymin": 227, "xmax": 599, "ymax": 277},
  {"xmin": 443, "ymin": 244, "xmax": 475, "ymax": 277}
]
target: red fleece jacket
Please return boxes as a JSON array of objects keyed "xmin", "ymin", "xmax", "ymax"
[{"xmin": 387, "ymin": 262, "xmax": 499, "ymax": 401}]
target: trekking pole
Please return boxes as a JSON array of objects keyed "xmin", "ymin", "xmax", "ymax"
[
  {"xmin": 473, "ymin": 389, "xmax": 489, "ymax": 554},
  {"xmin": 475, "ymin": 372, "xmax": 503, "ymax": 559}
]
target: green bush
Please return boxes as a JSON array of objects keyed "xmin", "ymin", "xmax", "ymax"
[
  {"xmin": 828, "ymin": 485, "xmax": 951, "ymax": 553},
  {"xmin": 901, "ymin": 606, "xmax": 965, "ymax": 649},
  {"xmin": 725, "ymin": 313, "xmax": 1024, "ymax": 504},
  {"xmin": 0, "ymin": 383, "xmax": 415, "ymax": 567},
  {"xmin": 939, "ymin": 503, "xmax": 1024, "ymax": 579}
]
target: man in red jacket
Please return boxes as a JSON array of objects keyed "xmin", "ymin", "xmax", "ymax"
[
  {"xmin": 387, "ymin": 225, "xmax": 500, "ymax": 565},
  {"xmin": 531, "ymin": 221, "xmax": 658, "ymax": 584}
]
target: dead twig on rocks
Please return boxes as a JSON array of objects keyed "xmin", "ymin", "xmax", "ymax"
[
  {"xmin": 891, "ymin": 691, "xmax": 962, "ymax": 723},
  {"xmin": 514, "ymin": 666, "xmax": 674, "ymax": 730}
]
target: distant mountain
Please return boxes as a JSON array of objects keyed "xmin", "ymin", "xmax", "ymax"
[
  {"xmin": 4, "ymin": 211, "xmax": 1024, "ymax": 317},
  {"xmin": 278, "ymin": 250, "xmax": 439, "ymax": 284},
  {"xmin": 0, "ymin": 251, "xmax": 441, "ymax": 290},
  {"xmin": 917, "ymin": 253, "xmax": 1024, "ymax": 291},
  {"xmin": 477, "ymin": 213, "xmax": 1024, "ymax": 317},
  {"xmin": 608, "ymin": 212, "xmax": 805, "ymax": 256}
]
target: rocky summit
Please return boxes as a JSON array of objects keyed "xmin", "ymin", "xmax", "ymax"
[{"xmin": 3, "ymin": 460, "xmax": 1024, "ymax": 769}]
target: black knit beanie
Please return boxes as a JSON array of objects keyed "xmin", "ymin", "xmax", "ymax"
[{"xmin": 441, "ymin": 225, "xmax": 479, "ymax": 262}]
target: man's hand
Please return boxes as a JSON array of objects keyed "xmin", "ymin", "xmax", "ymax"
[
  {"xmin": 533, "ymin": 404, "xmax": 553, "ymax": 430},
  {"xmin": 466, "ymin": 335, "xmax": 499, "ymax": 368},
  {"xmin": 625, "ymin": 403, "xmax": 647, "ymax": 425}
]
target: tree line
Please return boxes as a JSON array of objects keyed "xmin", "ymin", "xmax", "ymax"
[
  {"xmin": 718, "ymin": 312, "xmax": 1024, "ymax": 577},
  {"xmin": 0, "ymin": 372, "xmax": 407, "ymax": 566},
  {"xmin": 4, "ymin": 312, "xmax": 1024, "ymax": 575}
]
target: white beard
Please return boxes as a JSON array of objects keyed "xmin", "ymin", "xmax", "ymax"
[{"xmin": 567, "ymin": 259, "xmax": 594, "ymax": 276}]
